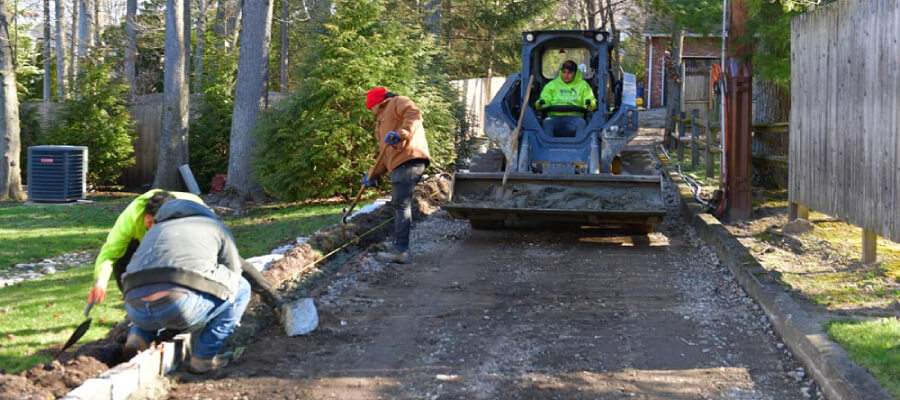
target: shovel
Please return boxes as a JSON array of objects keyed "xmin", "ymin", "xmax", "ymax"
[
  {"xmin": 55, "ymin": 301, "xmax": 94, "ymax": 358},
  {"xmin": 498, "ymin": 75, "xmax": 535, "ymax": 200},
  {"xmin": 341, "ymin": 144, "xmax": 389, "ymax": 224}
]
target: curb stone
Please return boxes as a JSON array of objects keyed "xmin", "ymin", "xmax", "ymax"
[
  {"xmin": 661, "ymin": 159, "xmax": 893, "ymax": 400},
  {"xmin": 61, "ymin": 334, "xmax": 190, "ymax": 400}
]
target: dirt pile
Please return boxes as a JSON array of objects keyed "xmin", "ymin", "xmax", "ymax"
[{"xmin": 0, "ymin": 176, "xmax": 450, "ymax": 399}]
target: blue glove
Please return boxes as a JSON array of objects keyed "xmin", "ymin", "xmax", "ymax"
[
  {"xmin": 384, "ymin": 131, "xmax": 402, "ymax": 145},
  {"xmin": 362, "ymin": 174, "xmax": 375, "ymax": 188}
]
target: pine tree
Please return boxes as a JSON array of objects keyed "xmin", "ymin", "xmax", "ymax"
[{"xmin": 254, "ymin": 0, "xmax": 462, "ymax": 201}]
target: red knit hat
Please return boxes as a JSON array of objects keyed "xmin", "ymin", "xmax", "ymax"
[{"xmin": 366, "ymin": 87, "xmax": 387, "ymax": 109}]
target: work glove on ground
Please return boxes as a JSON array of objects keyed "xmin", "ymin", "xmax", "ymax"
[
  {"xmin": 586, "ymin": 99, "xmax": 597, "ymax": 111},
  {"xmin": 362, "ymin": 174, "xmax": 375, "ymax": 188},
  {"xmin": 384, "ymin": 131, "xmax": 402, "ymax": 145}
]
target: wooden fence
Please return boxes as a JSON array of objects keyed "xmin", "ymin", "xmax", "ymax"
[
  {"xmin": 790, "ymin": 0, "xmax": 900, "ymax": 254},
  {"xmin": 667, "ymin": 110, "xmax": 788, "ymax": 189}
]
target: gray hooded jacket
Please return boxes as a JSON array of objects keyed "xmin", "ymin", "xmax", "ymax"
[{"xmin": 121, "ymin": 199, "xmax": 242, "ymax": 301}]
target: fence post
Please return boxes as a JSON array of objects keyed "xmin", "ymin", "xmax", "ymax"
[
  {"xmin": 863, "ymin": 229, "xmax": 878, "ymax": 264},
  {"xmin": 789, "ymin": 203, "xmax": 809, "ymax": 221},
  {"xmin": 691, "ymin": 109, "xmax": 699, "ymax": 169},
  {"xmin": 678, "ymin": 111, "xmax": 686, "ymax": 162},
  {"xmin": 707, "ymin": 121, "xmax": 716, "ymax": 179}
]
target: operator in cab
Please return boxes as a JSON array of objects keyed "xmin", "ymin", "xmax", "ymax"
[{"xmin": 535, "ymin": 59, "xmax": 597, "ymax": 138}]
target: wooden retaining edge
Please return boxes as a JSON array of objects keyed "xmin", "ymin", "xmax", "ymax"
[{"xmin": 661, "ymin": 160, "xmax": 893, "ymax": 400}]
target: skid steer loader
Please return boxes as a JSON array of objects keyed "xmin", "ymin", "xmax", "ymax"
[{"xmin": 444, "ymin": 30, "xmax": 666, "ymax": 231}]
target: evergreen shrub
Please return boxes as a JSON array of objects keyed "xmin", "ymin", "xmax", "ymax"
[
  {"xmin": 42, "ymin": 61, "xmax": 136, "ymax": 186},
  {"xmin": 254, "ymin": 0, "xmax": 465, "ymax": 201},
  {"xmin": 189, "ymin": 44, "xmax": 238, "ymax": 192}
]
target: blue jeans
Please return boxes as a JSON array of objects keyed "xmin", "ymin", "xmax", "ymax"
[
  {"xmin": 125, "ymin": 277, "xmax": 251, "ymax": 359},
  {"xmin": 542, "ymin": 116, "xmax": 586, "ymax": 138},
  {"xmin": 390, "ymin": 160, "xmax": 426, "ymax": 252}
]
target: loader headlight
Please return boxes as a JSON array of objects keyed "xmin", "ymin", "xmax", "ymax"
[
  {"xmin": 594, "ymin": 33, "xmax": 605, "ymax": 42},
  {"xmin": 525, "ymin": 33, "xmax": 535, "ymax": 42}
]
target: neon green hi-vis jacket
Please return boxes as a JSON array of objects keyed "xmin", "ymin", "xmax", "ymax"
[
  {"xmin": 535, "ymin": 65, "xmax": 598, "ymax": 116},
  {"xmin": 93, "ymin": 189, "xmax": 204, "ymax": 287}
]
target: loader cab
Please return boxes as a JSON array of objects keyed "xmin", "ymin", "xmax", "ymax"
[
  {"xmin": 524, "ymin": 31, "xmax": 616, "ymax": 132},
  {"xmin": 484, "ymin": 30, "xmax": 637, "ymax": 176}
]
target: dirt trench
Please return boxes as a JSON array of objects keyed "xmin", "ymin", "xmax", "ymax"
[
  {"xmin": 161, "ymin": 161, "xmax": 818, "ymax": 400},
  {"xmin": 0, "ymin": 178, "xmax": 450, "ymax": 399}
]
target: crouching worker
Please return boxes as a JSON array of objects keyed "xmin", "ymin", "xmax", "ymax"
[
  {"xmin": 120, "ymin": 198, "xmax": 250, "ymax": 374},
  {"xmin": 88, "ymin": 190, "xmax": 285, "ymax": 312}
]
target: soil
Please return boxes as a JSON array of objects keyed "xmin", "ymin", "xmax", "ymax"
[
  {"xmin": 0, "ymin": 178, "xmax": 449, "ymax": 399},
  {"xmin": 162, "ymin": 131, "xmax": 819, "ymax": 400}
]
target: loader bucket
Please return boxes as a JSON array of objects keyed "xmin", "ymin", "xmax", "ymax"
[{"xmin": 443, "ymin": 172, "xmax": 665, "ymax": 230}]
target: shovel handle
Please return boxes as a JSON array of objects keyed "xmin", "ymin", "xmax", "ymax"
[
  {"xmin": 342, "ymin": 145, "xmax": 389, "ymax": 224},
  {"xmin": 84, "ymin": 301, "xmax": 95, "ymax": 317}
]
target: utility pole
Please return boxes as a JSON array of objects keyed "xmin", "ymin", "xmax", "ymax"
[{"xmin": 725, "ymin": 0, "xmax": 752, "ymax": 220}]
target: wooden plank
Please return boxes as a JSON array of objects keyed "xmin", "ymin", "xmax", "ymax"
[
  {"xmin": 691, "ymin": 109, "xmax": 699, "ymax": 169},
  {"xmin": 752, "ymin": 154, "xmax": 789, "ymax": 166},
  {"xmin": 678, "ymin": 111, "xmax": 686, "ymax": 162},
  {"xmin": 892, "ymin": 0, "xmax": 900, "ymax": 241}
]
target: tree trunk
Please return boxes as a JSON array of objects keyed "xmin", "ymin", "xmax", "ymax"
[
  {"xmin": 278, "ymin": 0, "xmax": 287, "ymax": 90},
  {"xmin": 0, "ymin": 0, "xmax": 26, "ymax": 201},
  {"xmin": 69, "ymin": 0, "xmax": 77, "ymax": 87},
  {"xmin": 124, "ymin": 0, "xmax": 136, "ymax": 100},
  {"xmin": 664, "ymin": 30, "xmax": 684, "ymax": 138},
  {"xmin": 92, "ymin": 0, "xmax": 100, "ymax": 47},
  {"xmin": 585, "ymin": 0, "xmax": 596, "ymax": 30},
  {"xmin": 54, "ymin": 0, "xmax": 66, "ymax": 99},
  {"xmin": 77, "ymin": 0, "xmax": 92, "ymax": 62},
  {"xmin": 153, "ymin": 0, "xmax": 190, "ymax": 190},
  {"xmin": 424, "ymin": 0, "xmax": 440, "ymax": 37},
  {"xmin": 183, "ymin": 0, "xmax": 191, "ymax": 89},
  {"xmin": 193, "ymin": 0, "xmax": 206, "ymax": 92},
  {"xmin": 214, "ymin": 0, "xmax": 227, "ymax": 49},
  {"xmin": 43, "ymin": 0, "xmax": 51, "ymax": 101},
  {"xmin": 230, "ymin": 0, "xmax": 242, "ymax": 50},
  {"xmin": 223, "ymin": 0, "xmax": 272, "ymax": 205}
]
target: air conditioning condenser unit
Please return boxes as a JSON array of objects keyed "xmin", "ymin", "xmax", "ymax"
[{"xmin": 27, "ymin": 145, "xmax": 88, "ymax": 202}]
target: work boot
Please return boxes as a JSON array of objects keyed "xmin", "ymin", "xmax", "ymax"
[
  {"xmin": 122, "ymin": 333, "xmax": 149, "ymax": 360},
  {"xmin": 186, "ymin": 355, "xmax": 229, "ymax": 374},
  {"xmin": 374, "ymin": 249, "xmax": 411, "ymax": 264}
]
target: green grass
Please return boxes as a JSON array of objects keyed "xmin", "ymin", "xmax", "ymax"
[
  {"xmin": 0, "ymin": 264, "xmax": 125, "ymax": 373},
  {"xmin": 0, "ymin": 194, "xmax": 367, "ymax": 372},
  {"xmin": 826, "ymin": 318, "xmax": 900, "ymax": 397},
  {"xmin": 0, "ymin": 196, "xmax": 132, "ymax": 268}
]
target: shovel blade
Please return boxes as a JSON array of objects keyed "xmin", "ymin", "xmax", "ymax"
[{"xmin": 281, "ymin": 298, "xmax": 318, "ymax": 337}]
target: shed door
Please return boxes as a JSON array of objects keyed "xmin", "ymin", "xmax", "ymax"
[{"xmin": 682, "ymin": 58, "xmax": 717, "ymax": 123}]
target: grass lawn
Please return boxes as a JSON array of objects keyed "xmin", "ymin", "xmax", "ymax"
[
  {"xmin": 0, "ymin": 193, "xmax": 367, "ymax": 373},
  {"xmin": 826, "ymin": 318, "xmax": 900, "ymax": 397}
]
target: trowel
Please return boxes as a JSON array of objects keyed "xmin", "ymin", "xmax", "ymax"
[{"xmin": 55, "ymin": 301, "xmax": 94, "ymax": 358}]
